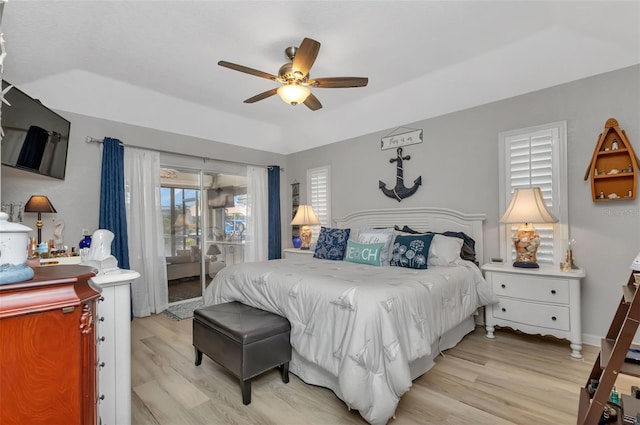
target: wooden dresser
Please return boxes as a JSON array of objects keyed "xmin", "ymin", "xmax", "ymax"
[{"xmin": 0, "ymin": 265, "xmax": 100, "ymax": 425}]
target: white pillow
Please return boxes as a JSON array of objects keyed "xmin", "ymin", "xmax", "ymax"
[
  {"xmin": 357, "ymin": 227, "xmax": 395, "ymax": 266},
  {"xmin": 427, "ymin": 234, "xmax": 463, "ymax": 266}
]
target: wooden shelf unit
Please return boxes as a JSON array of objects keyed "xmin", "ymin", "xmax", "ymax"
[
  {"xmin": 577, "ymin": 272, "xmax": 640, "ymax": 425},
  {"xmin": 584, "ymin": 118, "xmax": 639, "ymax": 202}
]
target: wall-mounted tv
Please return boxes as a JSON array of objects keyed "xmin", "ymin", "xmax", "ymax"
[{"xmin": 1, "ymin": 80, "xmax": 71, "ymax": 180}]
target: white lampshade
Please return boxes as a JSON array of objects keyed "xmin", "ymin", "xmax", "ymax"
[
  {"xmin": 291, "ymin": 205, "xmax": 320, "ymax": 250},
  {"xmin": 500, "ymin": 187, "xmax": 558, "ymax": 224},
  {"xmin": 291, "ymin": 205, "xmax": 320, "ymax": 226},
  {"xmin": 277, "ymin": 84, "xmax": 310, "ymax": 106}
]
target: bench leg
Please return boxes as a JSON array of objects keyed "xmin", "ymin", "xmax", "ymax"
[
  {"xmin": 194, "ymin": 347, "xmax": 203, "ymax": 366},
  {"xmin": 279, "ymin": 362, "xmax": 289, "ymax": 383},
  {"xmin": 241, "ymin": 379, "xmax": 251, "ymax": 405}
]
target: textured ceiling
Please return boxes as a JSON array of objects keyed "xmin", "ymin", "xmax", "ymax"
[{"xmin": 2, "ymin": 1, "xmax": 639, "ymax": 154}]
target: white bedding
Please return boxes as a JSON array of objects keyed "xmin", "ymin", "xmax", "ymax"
[{"xmin": 203, "ymin": 256, "xmax": 496, "ymax": 425}]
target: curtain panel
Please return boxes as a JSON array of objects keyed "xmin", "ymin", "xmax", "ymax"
[{"xmin": 268, "ymin": 166, "xmax": 281, "ymax": 259}]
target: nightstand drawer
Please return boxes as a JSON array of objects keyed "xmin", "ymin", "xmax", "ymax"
[
  {"xmin": 492, "ymin": 298, "xmax": 570, "ymax": 331},
  {"xmin": 491, "ymin": 275, "xmax": 570, "ymax": 304}
]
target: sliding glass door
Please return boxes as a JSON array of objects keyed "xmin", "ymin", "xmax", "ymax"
[{"xmin": 160, "ymin": 167, "xmax": 247, "ymax": 305}]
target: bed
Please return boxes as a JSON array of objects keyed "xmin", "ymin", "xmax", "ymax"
[{"xmin": 202, "ymin": 207, "xmax": 497, "ymax": 425}]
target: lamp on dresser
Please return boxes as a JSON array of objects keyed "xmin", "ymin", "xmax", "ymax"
[
  {"xmin": 24, "ymin": 195, "xmax": 57, "ymax": 244},
  {"xmin": 500, "ymin": 187, "xmax": 557, "ymax": 268},
  {"xmin": 290, "ymin": 205, "xmax": 320, "ymax": 250}
]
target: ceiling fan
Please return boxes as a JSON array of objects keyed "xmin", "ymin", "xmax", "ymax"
[{"xmin": 218, "ymin": 38, "xmax": 368, "ymax": 111}]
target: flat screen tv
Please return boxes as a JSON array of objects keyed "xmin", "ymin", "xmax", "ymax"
[{"xmin": 1, "ymin": 80, "xmax": 71, "ymax": 180}]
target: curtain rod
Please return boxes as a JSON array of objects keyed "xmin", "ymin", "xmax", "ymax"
[{"xmin": 85, "ymin": 136, "xmax": 284, "ymax": 171}]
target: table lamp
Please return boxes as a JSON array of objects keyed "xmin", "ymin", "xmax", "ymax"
[
  {"xmin": 290, "ymin": 205, "xmax": 320, "ymax": 250},
  {"xmin": 500, "ymin": 187, "xmax": 557, "ymax": 268},
  {"xmin": 207, "ymin": 244, "xmax": 221, "ymax": 261},
  {"xmin": 24, "ymin": 195, "xmax": 57, "ymax": 244}
]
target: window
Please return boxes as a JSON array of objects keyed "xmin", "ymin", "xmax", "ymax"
[
  {"xmin": 307, "ymin": 165, "xmax": 331, "ymax": 243},
  {"xmin": 161, "ymin": 186, "xmax": 201, "ymax": 257},
  {"xmin": 499, "ymin": 121, "xmax": 568, "ymax": 264}
]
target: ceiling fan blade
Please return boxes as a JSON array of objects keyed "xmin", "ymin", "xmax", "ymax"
[
  {"xmin": 218, "ymin": 60, "xmax": 278, "ymax": 81},
  {"xmin": 292, "ymin": 38, "xmax": 321, "ymax": 77},
  {"xmin": 310, "ymin": 77, "xmax": 369, "ymax": 88},
  {"xmin": 303, "ymin": 93, "xmax": 322, "ymax": 111},
  {"xmin": 244, "ymin": 88, "xmax": 278, "ymax": 103}
]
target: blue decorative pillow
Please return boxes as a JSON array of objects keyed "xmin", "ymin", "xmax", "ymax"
[
  {"xmin": 390, "ymin": 233, "xmax": 435, "ymax": 269},
  {"xmin": 344, "ymin": 240, "xmax": 385, "ymax": 266},
  {"xmin": 313, "ymin": 227, "xmax": 351, "ymax": 260}
]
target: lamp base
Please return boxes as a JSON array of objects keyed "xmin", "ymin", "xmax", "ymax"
[
  {"xmin": 513, "ymin": 261, "xmax": 539, "ymax": 268},
  {"xmin": 300, "ymin": 225, "xmax": 312, "ymax": 250}
]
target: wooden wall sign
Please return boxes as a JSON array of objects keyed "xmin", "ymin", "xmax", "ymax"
[{"xmin": 380, "ymin": 129, "xmax": 423, "ymax": 150}]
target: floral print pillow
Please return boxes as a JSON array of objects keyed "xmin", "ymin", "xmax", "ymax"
[
  {"xmin": 313, "ymin": 227, "xmax": 351, "ymax": 260},
  {"xmin": 390, "ymin": 234, "xmax": 435, "ymax": 269}
]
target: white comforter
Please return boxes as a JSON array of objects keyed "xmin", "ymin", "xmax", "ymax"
[{"xmin": 203, "ymin": 257, "xmax": 496, "ymax": 425}]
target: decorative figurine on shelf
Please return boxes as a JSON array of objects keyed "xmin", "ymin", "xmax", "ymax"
[
  {"xmin": 561, "ymin": 239, "xmax": 579, "ymax": 271},
  {"xmin": 54, "ymin": 220, "xmax": 64, "ymax": 249},
  {"xmin": 292, "ymin": 235, "xmax": 302, "ymax": 248},
  {"xmin": 612, "ymin": 139, "xmax": 619, "ymax": 150}
]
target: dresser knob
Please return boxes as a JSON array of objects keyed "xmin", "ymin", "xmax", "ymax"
[
  {"xmin": 99, "ymin": 336, "xmax": 106, "ymax": 342},
  {"xmin": 99, "ymin": 362, "xmax": 106, "ymax": 368},
  {"xmin": 501, "ymin": 307, "xmax": 506, "ymax": 312},
  {"xmin": 551, "ymin": 290, "xmax": 557, "ymax": 295},
  {"xmin": 99, "ymin": 316, "xmax": 105, "ymax": 322},
  {"xmin": 98, "ymin": 297, "xmax": 105, "ymax": 303},
  {"xmin": 501, "ymin": 284, "xmax": 506, "ymax": 289},
  {"xmin": 99, "ymin": 394, "xmax": 105, "ymax": 401},
  {"xmin": 551, "ymin": 316, "xmax": 557, "ymax": 321}
]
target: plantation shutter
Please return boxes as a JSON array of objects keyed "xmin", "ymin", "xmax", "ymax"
[
  {"xmin": 307, "ymin": 166, "xmax": 331, "ymax": 244},
  {"xmin": 500, "ymin": 122, "xmax": 567, "ymax": 265}
]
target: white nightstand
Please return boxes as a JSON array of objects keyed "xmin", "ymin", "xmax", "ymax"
[
  {"xmin": 482, "ymin": 262, "xmax": 586, "ymax": 359},
  {"xmin": 283, "ymin": 248, "xmax": 314, "ymax": 259}
]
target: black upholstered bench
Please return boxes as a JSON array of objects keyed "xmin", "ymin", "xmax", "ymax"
[{"xmin": 193, "ymin": 301, "xmax": 292, "ymax": 405}]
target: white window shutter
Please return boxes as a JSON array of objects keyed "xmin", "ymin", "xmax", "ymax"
[
  {"xmin": 307, "ymin": 166, "xmax": 331, "ymax": 244},
  {"xmin": 499, "ymin": 122, "xmax": 568, "ymax": 265}
]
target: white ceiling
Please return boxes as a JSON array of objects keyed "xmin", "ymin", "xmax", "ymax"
[{"xmin": 2, "ymin": 1, "xmax": 639, "ymax": 155}]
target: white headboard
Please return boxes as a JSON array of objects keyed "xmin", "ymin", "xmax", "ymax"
[{"xmin": 334, "ymin": 207, "xmax": 486, "ymax": 265}]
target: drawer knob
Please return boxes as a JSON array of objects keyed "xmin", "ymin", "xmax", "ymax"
[
  {"xmin": 501, "ymin": 307, "xmax": 506, "ymax": 312},
  {"xmin": 501, "ymin": 284, "xmax": 506, "ymax": 289},
  {"xmin": 551, "ymin": 316, "xmax": 557, "ymax": 321},
  {"xmin": 99, "ymin": 394, "xmax": 105, "ymax": 401},
  {"xmin": 99, "ymin": 361, "xmax": 106, "ymax": 368},
  {"xmin": 99, "ymin": 336, "xmax": 106, "ymax": 342},
  {"xmin": 98, "ymin": 296, "xmax": 105, "ymax": 302},
  {"xmin": 551, "ymin": 290, "xmax": 556, "ymax": 295},
  {"xmin": 99, "ymin": 316, "xmax": 105, "ymax": 322}
]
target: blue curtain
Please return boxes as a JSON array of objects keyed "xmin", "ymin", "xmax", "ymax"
[
  {"xmin": 268, "ymin": 166, "xmax": 281, "ymax": 259},
  {"xmin": 99, "ymin": 138, "xmax": 130, "ymax": 269}
]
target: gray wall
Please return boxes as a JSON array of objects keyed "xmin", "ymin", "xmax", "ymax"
[
  {"xmin": 286, "ymin": 65, "xmax": 640, "ymax": 344},
  {"xmin": 1, "ymin": 112, "xmax": 286, "ymax": 252},
  {"xmin": 2, "ymin": 65, "xmax": 638, "ymax": 344}
]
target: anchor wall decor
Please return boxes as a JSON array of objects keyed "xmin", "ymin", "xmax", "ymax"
[{"xmin": 379, "ymin": 147, "xmax": 422, "ymax": 202}]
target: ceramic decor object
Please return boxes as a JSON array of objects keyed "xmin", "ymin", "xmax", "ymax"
[{"xmin": 0, "ymin": 211, "xmax": 35, "ymax": 284}]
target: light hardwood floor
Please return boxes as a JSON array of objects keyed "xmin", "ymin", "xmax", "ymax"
[{"xmin": 131, "ymin": 314, "xmax": 634, "ymax": 425}]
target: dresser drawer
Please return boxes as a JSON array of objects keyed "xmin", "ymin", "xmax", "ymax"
[
  {"xmin": 490, "ymin": 274, "xmax": 570, "ymax": 304},
  {"xmin": 492, "ymin": 297, "xmax": 570, "ymax": 331}
]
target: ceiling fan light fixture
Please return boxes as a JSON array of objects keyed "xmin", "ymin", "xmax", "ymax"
[{"xmin": 277, "ymin": 83, "xmax": 310, "ymax": 105}]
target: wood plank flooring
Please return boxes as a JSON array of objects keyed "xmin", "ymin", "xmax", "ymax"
[{"xmin": 131, "ymin": 314, "xmax": 634, "ymax": 425}]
